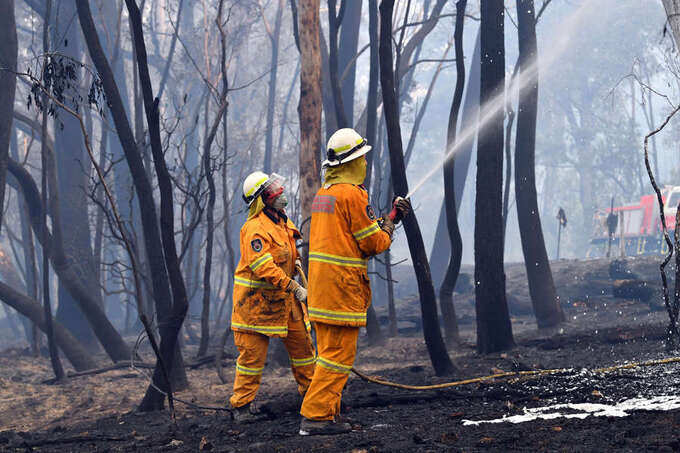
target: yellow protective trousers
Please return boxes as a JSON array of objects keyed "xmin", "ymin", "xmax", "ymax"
[
  {"xmin": 299, "ymin": 323, "xmax": 359, "ymax": 421},
  {"xmin": 229, "ymin": 304, "xmax": 315, "ymax": 408}
]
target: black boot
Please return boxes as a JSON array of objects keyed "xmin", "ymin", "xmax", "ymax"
[
  {"xmin": 299, "ymin": 417, "xmax": 352, "ymax": 436},
  {"xmin": 232, "ymin": 403, "xmax": 267, "ymax": 423}
]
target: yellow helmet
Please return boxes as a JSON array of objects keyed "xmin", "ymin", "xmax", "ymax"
[
  {"xmin": 242, "ymin": 171, "xmax": 285, "ymax": 206},
  {"xmin": 323, "ymin": 128, "xmax": 372, "ymax": 168}
]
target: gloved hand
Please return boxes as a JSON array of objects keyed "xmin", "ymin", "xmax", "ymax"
[
  {"xmin": 288, "ymin": 279, "xmax": 308, "ymax": 302},
  {"xmin": 379, "ymin": 216, "xmax": 395, "ymax": 237},
  {"xmin": 391, "ymin": 196, "xmax": 412, "ymax": 224},
  {"xmin": 295, "ymin": 259, "xmax": 303, "ymax": 270}
]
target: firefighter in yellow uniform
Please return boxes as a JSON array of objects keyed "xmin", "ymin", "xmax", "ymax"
[
  {"xmin": 299, "ymin": 128, "xmax": 411, "ymax": 435},
  {"xmin": 230, "ymin": 171, "xmax": 315, "ymax": 422}
]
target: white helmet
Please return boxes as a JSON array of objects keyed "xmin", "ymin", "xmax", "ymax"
[
  {"xmin": 322, "ymin": 128, "xmax": 372, "ymax": 168},
  {"xmin": 242, "ymin": 171, "xmax": 286, "ymax": 206}
]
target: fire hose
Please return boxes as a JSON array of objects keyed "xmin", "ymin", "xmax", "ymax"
[{"xmin": 294, "ymin": 264, "xmax": 680, "ymax": 391}]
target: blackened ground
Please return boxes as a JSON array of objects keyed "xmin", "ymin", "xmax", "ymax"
[
  {"xmin": 3, "ymin": 320, "xmax": 680, "ymax": 452},
  {"xmin": 2, "ymin": 255, "xmax": 680, "ymax": 452}
]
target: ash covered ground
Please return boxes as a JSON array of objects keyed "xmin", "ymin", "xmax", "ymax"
[{"xmin": 2, "ymin": 256, "xmax": 680, "ymax": 452}]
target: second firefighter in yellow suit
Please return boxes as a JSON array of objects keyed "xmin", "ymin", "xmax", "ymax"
[
  {"xmin": 299, "ymin": 128, "xmax": 411, "ymax": 435},
  {"xmin": 229, "ymin": 171, "xmax": 315, "ymax": 422}
]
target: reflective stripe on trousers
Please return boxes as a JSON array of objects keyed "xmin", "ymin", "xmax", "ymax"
[
  {"xmin": 300, "ymin": 323, "xmax": 359, "ymax": 420},
  {"xmin": 230, "ymin": 315, "xmax": 316, "ymax": 408}
]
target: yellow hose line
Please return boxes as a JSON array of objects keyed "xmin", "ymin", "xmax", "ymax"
[{"xmin": 351, "ymin": 356, "xmax": 680, "ymax": 391}]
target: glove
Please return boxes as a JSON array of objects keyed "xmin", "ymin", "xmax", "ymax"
[
  {"xmin": 392, "ymin": 196, "xmax": 412, "ymax": 224},
  {"xmin": 379, "ymin": 216, "xmax": 395, "ymax": 237},
  {"xmin": 295, "ymin": 259, "xmax": 303, "ymax": 270},
  {"xmin": 288, "ymin": 279, "xmax": 307, "ymax": 302}
]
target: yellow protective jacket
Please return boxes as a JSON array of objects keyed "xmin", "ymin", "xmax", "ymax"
[
  {"xmin": 307, "ymin": 183, "xmax": 391, "ymax": 327},
  {"xmin": 231, "ymin": 208, "xmax": 310, "ymax": 337}
]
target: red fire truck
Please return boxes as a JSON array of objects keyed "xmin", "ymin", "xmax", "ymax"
[{"xmin": 587, "ymin": 186, "xmax": 680, "ymax": 258}]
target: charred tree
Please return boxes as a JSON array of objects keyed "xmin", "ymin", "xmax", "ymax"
[
  {"xmin": 7, "ymin": 157, "xmax": 131, "ymax": 363},
  {"xmin": 198, "ymin": 123, "xmax": 217, "ymax": 359},
  {"xmin": 363, "ymin": 0, "xmax": 383, "ymax": 345},
  {"xmin": 475, "ymin": 0, "xmax": 514, "ymax": 354},
  {"xmin": 263, "ymin": 0, "xmax": 284, "ymax": 173},
  {"xmin": 75, "ymin": 0, "xmax": 188, "ymax": 408},
  {"xmin": 439, "ymin": 0, "xmax": 467, "ymax": 346},
  {"xmin": 514, "ymin": 0, "xmax": 564, "ymax": 328},
  {"xmin": 429, "ymin": 31, "xmax": 480, "ymax": 288},
  {"xmin": 40, "ymin": 0, "xmax": 64, "ymax": 380},
  {"xmin": 157, "ymin": 0, "xmax": 185, "ymax": 99},
  {"xmin": 12, "ymin": 137, "xmax": 40, "ymax": 355},
  {"xmin": 54, "ymin": 0, "xmax": 101, "ymax": 349},
  {"xmin": 0, "ymin": 280, "xmax": 95, "ymax": 371},
  {"xmin": 97, "ymin": 0, "xmax": 148, "ymax": 324},
  {"xmin": 198, "ymin": 8, "xmax": 230, "ymax": 358},
  {"xmin": 125, "ymin": 0, "xmax": 190, "ymax": 411},
  {"xmin": 364, "ymin": 0, "xmax": 380, "ymax": 192},
  {"xmin": 338, "ymin": 0, "xmax": 362, "ymax": 124},
  {"xmin": 327, "ymin": 0, "xmax": 348, "ymax": 128},
  {"xmin": 0, "ymin": 0, "xmax": 16, "ymax": 236},
  {"xmin": 320, "ymin": 33, "xmax": 338, "ymax": 138},
  {"xmin": 297, "ymin": 0, "xmax": 323, "ymax": 256},
  {"xmin": 379, "ymin": 0, "xmax": 455, "ymax": 376}
]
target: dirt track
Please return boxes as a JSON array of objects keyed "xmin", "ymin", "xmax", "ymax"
[{"xmin": 2, "ymin": 256, "xmax": 680, "ymax": 451}]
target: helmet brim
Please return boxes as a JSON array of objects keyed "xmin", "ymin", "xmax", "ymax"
[{"xmin": 322, "ymin": 144, "xmax": 372, "ymax": 168}]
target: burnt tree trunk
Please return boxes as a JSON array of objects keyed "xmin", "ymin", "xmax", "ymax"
[
  {"xmin": 125, "ymin": 0, "xmax": 190, "ymax": 410},
  {"xmin": 338, "ymin": 0, "xmax": 362, "ymax": 124},
  {"xmin": 277, "ymin": 61, "xmax": 300, "ymax": 159},
  {"xmin": 429, "ymin": 30, "xmax": 480, "ymax": 288},
  {"xmin": 364, "ymin": 0, "xmax": 380, "ymax": 192},
  {"xmin": 379, "ymin": 0, "xmax": 455, "ymax": 376},
  {"xmin": 0, "ymin": 0, "xmax": 16, "ymax": 236},
  {"xmin": 157, "ymin": 0, "xmax": 185, "ymax": 99},
  {"xmin": 385, "ymin": 249, "xmax": 397, "ymax": 336},
  {"xmin": 438, "ymin": 0, "xmax": 467, "ymax": 347},
  {"xmin": 514, "ymin": 0, "xmax": 564, "ymax": 328},
  {"xmin": 54, "ymin": 0, "xmax": 101, "ymax": 348},
  {"xmin": 365, "ymin": 304, "xmax": 384, "ymax": 345},
  {"xmin": 12, "ymin": 135, "xmax": 40, "ymax": 355},
  {"xmin": 363, "ymin": 1, "xmax": 385, "ymax": 346},
  {"xmin": 197, "ymin": 126, "xmax": 217, "ymax": 358},
  {"xmin": 297, "ymin": 0, "xmax": 323, "ymax": 260},
  {"xmin": 475, "ymin": 0, "xmax": 514, "ymax": 354},
  {"xmin": 326, "ymin": 0, "xmax": 348, "ymax": 128},
  {"xmin": 75, "ymin": 0, "xmax": 187, "ymax": 408},
  {"xmin": 319, "ymin": 33, "xmax": 338, "ymax": 139},
  {"xmin": 7, "ymin": 159, "xmax": 131, "ymax": 363},
  {"xmin": 41, "ymin": 0, "xmax": 64, "ymax": 380},
  {"xmin": 218, "ymin": 98, "xmax": 235, "ymax": 330},
  {"xmin": 263, "ymin": 0, "xmax": 284, "ymax": 173},
  {"xmin": 198, "ymin": 18, "xmax": 229, "ymax": 357},
  {"xmin": 0, "ymin": 281, "xmax": 95, "ymax": 370},
  {"xmin": 17, "ymin": 1, "xmax": 132, "ymax": 364}
]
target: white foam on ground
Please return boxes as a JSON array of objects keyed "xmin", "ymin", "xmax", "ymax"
[{"xmin": 462, "ymin": 396, "xmax": 680, "ymax": 426}]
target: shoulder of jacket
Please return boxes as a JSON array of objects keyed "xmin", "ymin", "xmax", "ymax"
[
  {"xmin": 343, "ymin": 184, "xmax": 368, "ymax": 202},
  {"xmin": 242, "ymin": 215, "xmax": 266, "ymax": 236},
  {"xmin": 328, "ymin": 183, "xmax": 365, "ymax": 197}
]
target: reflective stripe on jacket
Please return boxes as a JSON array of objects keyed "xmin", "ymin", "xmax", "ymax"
[
  {"xmin": 308, "ymin": 184, "xmax": 391, "ymax": 327},
  {"xmin": 231, "ymin": 209, "xmax": 310, "ymax": 337}
]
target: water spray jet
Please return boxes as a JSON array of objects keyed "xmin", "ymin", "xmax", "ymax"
[{"xmin": 405, "ymin": 0, "xmax": 598, "ymax": 200}]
